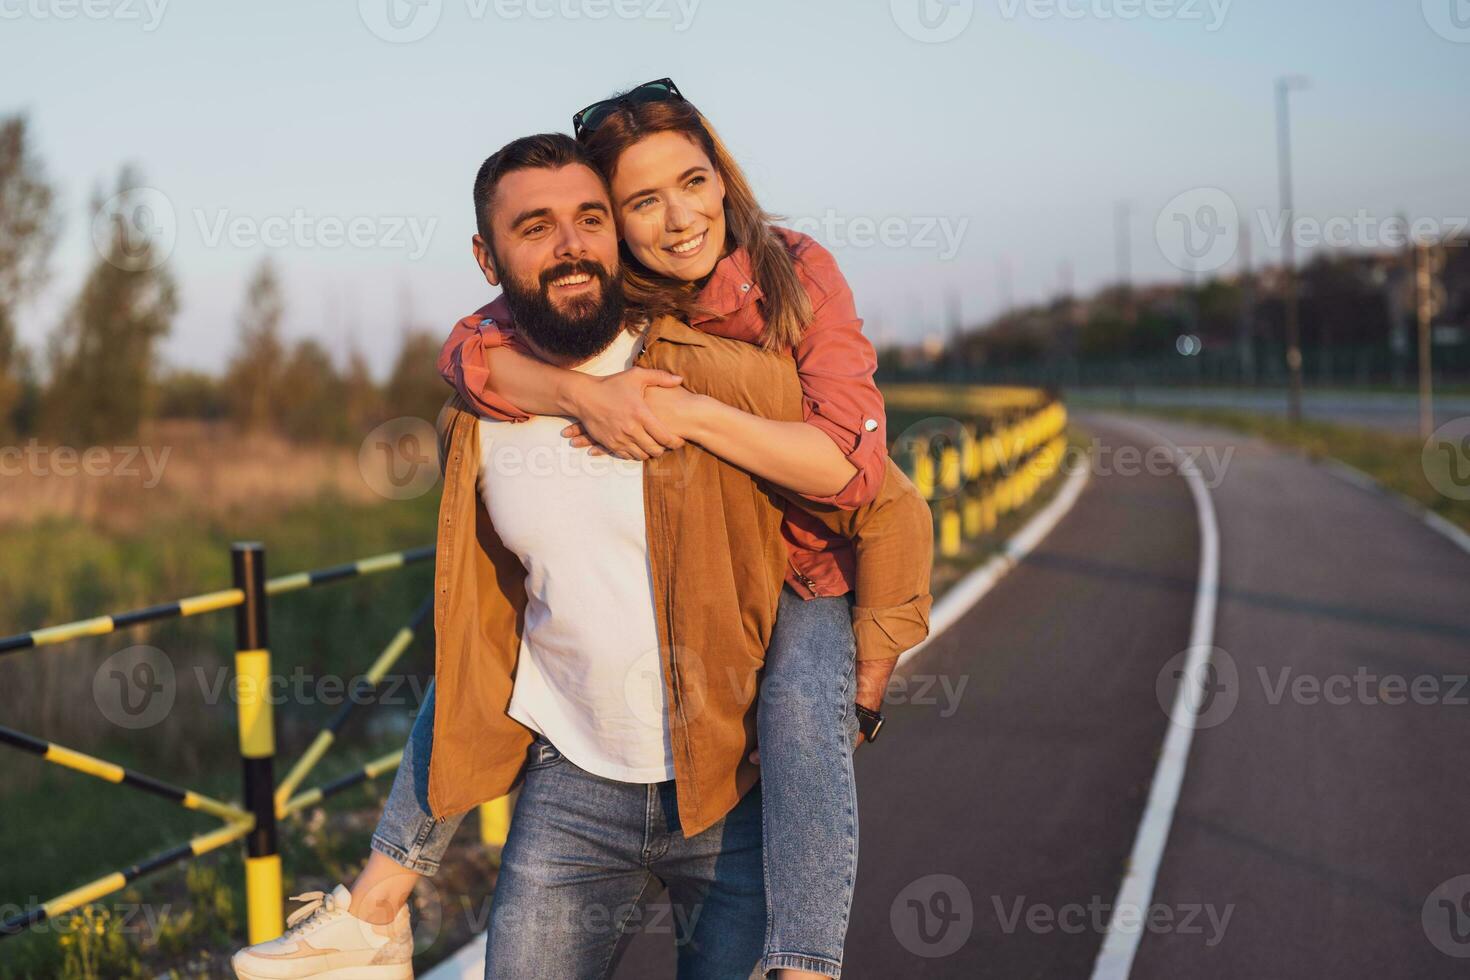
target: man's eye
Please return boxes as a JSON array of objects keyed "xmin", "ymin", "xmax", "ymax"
[
  {"xmin": 581, "ymin": 215, "xmax": 604, "ymax": 227},
  {"xmin": 524, "ymin": 223, "xmax": 548, "ymax": 236}
]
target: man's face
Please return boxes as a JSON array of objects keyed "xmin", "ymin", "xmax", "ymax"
[{"xmin": 472, "ymin": 163, "xmax": 625, "ymax": 362}]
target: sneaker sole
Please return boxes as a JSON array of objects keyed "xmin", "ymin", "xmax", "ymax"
[{"xmin": 233, "ymin": 963, "xmax": 413, "ymax": 980}]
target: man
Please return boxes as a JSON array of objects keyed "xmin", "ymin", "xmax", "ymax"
[{"xmin": 233, "ymin": 133, "xmax": 928, "ymax": 980}]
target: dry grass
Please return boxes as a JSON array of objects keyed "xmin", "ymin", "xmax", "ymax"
[{"xmin": 0, "ymin": 420, "xmax": 382, "ymax": 532}]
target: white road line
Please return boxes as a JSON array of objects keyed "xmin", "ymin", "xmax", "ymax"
[
  {"xmin": 1090, "ymin": 418, "xmax": 1221, "ymax": 980},
  {"xmin": 898, "ymin": 460, "xmax": 1091, "ymax": 670},
  {"xmin": 424, "ymin": 455, "xmax": 1094, "ymax": 980}
]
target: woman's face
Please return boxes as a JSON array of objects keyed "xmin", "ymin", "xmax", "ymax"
[{"xmin": 608, "ymin": 130, "xmax": 727, "ymax": 282}]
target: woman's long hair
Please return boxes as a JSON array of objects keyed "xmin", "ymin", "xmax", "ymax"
[{"xmin": 579, "ymin": 97, "xmax": 812, "ymax": 351}]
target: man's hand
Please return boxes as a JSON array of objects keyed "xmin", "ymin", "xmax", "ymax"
[{"xmin": 559, "ymin": 367, "xmax": 686, "ymax": 460}]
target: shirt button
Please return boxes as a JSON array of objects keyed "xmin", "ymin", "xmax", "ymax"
[{"xmin": 864, "ymin": 418, "xmax": 879, "ymax": 432}]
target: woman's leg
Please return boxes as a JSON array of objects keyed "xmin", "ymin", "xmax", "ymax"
[
  {"xmin": 758, "ymin": 586, "xmax": 861, "ymax": 980},
  {"xmin": 357, "ymin": 679, "xmax": 466, "ymax": 920}
]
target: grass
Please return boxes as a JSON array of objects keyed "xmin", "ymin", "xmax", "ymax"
[{"xmin": 1116, "ymin": 405, "xmax": 1470, "ymax": 534}]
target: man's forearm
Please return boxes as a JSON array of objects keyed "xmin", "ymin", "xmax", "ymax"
[{"xmin": 681, "ymin": 395, "xmax": 858, "ymax": 498}]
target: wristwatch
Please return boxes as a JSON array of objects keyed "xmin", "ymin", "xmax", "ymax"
[{"xmin": 854, "ymin": 703, "xmax": 885, "ymax": 744}]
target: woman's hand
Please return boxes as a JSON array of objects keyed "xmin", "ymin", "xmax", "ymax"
[
  {"xmin": 565, "ymin": 384, "xmax": 708, "ymax": 459},
  {"xmin": 560, "ymin": 367, "xmax": 687, "ymax": 460}
]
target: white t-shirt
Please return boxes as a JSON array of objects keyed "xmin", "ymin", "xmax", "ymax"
[{"xmin": 477, "ymin": 329, "xmax": 674, "ymax": 783}]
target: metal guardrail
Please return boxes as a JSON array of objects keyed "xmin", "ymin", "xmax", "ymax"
[
  {"xmin": 0, "ymin": 544, "xmax": 459, "ymax": 945},
  {"xmin": 890, "ymin": 390, "xmax": 1070, "ymax": 558}
]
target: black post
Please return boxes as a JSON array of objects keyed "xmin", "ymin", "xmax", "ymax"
[{"xmin": 233, "ymin": 542, "xmax": 281, "ymax": 942}]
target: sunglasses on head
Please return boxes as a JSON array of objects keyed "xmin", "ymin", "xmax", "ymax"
[{"xmin": 572, "ymin": 77, "xmax": 685, "ymax": 140}]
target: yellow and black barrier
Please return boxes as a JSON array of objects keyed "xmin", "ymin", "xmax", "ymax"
[
  {"xmin": 1, "ymin": 819, "xmax": 253, "ymax": 937},
  {"xmin": 0, "ymin": 725, "xmax": 247, "ymax": 824},
  {"xmin": 0, "ymin": 541, "xmax": 440, "ymax": 944},
  {"xmin": 0, "ymin": 545, "xmax": 434, "ymax": 656},
  {"xmin": 889, "ymin": 390, "xmax": 1069, "ymax": 558},
  {"xmin": 274, "ymin": 595, "xmax": 434, "ymax": 815}
]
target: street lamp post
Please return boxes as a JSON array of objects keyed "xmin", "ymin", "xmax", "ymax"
[{"xmin": 1275, "ymin": 75, "xmax": 1310, "ymax": 424}]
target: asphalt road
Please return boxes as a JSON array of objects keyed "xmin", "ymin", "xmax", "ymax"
[
  {"xmin": 1067, "ymin": 388, "xmax": 1470, "ymax": 435},
  {"xmin": 465, "ymin": 412, "xmax": 1470, "ymax": 978}
]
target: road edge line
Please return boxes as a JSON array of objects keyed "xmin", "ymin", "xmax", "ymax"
[
  {"xmin": 897, "ymin": 459, "xmax": 1091, "ymax": 670},
  {"xmin": 1089, "ymin": 417, "xmax": 1221, "ymax": 980}
]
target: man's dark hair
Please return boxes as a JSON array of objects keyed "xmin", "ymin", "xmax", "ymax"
[{"xmin": 472, "ymin": 133, "xmax": 600, "ymax": 244}]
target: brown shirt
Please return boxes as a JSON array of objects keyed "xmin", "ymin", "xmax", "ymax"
[{"xmin": 428, "ymin": 315, "xmax": 932, "ymax": 837}]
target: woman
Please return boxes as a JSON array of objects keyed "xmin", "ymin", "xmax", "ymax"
[{"xmin": 236, "ymin": 82, "xmax": 931, "ymax": 980}]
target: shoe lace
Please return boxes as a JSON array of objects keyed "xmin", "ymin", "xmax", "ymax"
[{"xmin": 283, "ymin": 890, "xmax": 340, "ymax": 936}]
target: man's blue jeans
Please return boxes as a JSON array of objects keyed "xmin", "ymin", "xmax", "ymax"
[
  {"xmin": 485, "ymin": 734, "xmax": 765, "ymax": 979},
  {"xmin": 370, "ymin": 589, "xmax": 859, "ymax": 978}
]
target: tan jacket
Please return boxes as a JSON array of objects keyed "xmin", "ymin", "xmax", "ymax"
[{"xmin": 428, "ymin": 315, "xmax": 932, "ymax": 837}]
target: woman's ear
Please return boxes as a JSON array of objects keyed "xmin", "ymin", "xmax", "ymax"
[{"xmin": 471, "ymin": 234, "xmax": 501, "ymax": 287}]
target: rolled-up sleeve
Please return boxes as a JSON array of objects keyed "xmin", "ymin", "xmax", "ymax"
[
  {"xmin": 437, "ymin": 305, "xmax": 533, "ymax": 423},
  {"xmin": 789, "ymin": 242, "xmax": 888, "ymax": 510}
]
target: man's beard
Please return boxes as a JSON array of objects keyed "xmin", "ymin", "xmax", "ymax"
[{"xmin": 498, "ymin": 258, "xmax": 626, "ymax": 362}]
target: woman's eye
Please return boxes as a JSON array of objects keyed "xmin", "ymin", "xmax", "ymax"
[
  {"xmin": 633, "ymin": 196, "xmax": 657, "ymax": 211},
  {"xmin": 687, "ymin": 176, "xmax": 706, "ymax": 188}
]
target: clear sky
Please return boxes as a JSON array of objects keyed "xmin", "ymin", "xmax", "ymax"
[{"xmin": 4, "ymin": 0, "xmax": 1468, "ymax": 375}]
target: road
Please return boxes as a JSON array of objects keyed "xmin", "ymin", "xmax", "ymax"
[
  {"xmin": 443, "ymin": 412, "xmax": 1470, "ymax": 978},
  {"xmin": 1067, "ymin": 387, "xmax": 1470, "ymax": 435}
]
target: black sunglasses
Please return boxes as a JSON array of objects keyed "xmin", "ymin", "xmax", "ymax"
[{"xmin": 572, "ymin": 78, "xmax": 685, "ymax": 140}]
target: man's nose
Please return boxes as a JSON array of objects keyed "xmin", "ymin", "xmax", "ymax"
[{"xmin": 552, "ymin": 223, "xmax": 592, "ymax": 260}]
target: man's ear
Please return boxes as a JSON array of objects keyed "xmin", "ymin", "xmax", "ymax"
[{"xmin": 471, "ymin": 234, "xmax": 501, "ymax": 287}]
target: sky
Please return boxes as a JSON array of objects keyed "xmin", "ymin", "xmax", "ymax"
[{"xmin": 4, "ymin": 0, "xmax": 1468, "ymax": 377}]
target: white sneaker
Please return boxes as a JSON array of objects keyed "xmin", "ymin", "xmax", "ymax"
[{"xmin": 231, "ymin": 883, "xmax": 414, "ymax": 980}]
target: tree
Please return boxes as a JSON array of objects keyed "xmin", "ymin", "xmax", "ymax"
[
  {"xmin": 42, "ymin": 165, "xmax": 176, "ymax": 442},
  {"xmin": 274, "ymin": 338, "xmax": 344, "ymax": 441},
  {"xmin": 224, "ymin": 259, "xmax": 286, "ymax": 432},
  {"xmin": 384, "ymin": 329, "xmax": 451, "ymax": 425},
  {"xmin": 0, "ymin": 115, "xmax": 59, "ymax": 437},
  {"xmin": 340, "ymin": 340, "xmax": 383, "ymax": 439}
]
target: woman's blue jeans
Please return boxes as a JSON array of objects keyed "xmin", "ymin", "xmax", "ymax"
[{"xmin": 370, "ymin": 585, "xmax": 860, "ymax": 978}]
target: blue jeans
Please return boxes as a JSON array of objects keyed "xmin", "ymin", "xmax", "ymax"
[
  {"xmin": 757, "ymin": 587, "xmax": 860, "ymax": 979},
  {"xmin": 485, "ymin": 735, "xmax": 765, "ymax": 979},
  {"xmin": 370, "ymin": 588, "xmax": 859, "ymax": 978}
]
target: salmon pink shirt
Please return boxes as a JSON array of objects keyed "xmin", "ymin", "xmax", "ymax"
[{"xmin": 437, "ymin": 229, "xmax": 888, "ymax": 600}]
